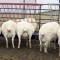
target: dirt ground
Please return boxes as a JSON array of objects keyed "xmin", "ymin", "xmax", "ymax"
[{"xmin": 0, "ymin": 36, "xmax": 60, "ymax": 60}]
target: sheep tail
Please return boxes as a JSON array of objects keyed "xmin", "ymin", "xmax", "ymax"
[{"xmin": 23, "ymin": 29, "xmax": 27, "ymax": 32}]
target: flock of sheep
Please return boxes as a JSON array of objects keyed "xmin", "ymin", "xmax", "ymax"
[{"xmin": 0, "ymin": 18, "xmax": 60, "ymax": 57}]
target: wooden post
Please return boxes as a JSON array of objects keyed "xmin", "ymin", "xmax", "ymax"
[{"xmin": 39, "ymin": 5, "xmax": 41, "ymax": 29}]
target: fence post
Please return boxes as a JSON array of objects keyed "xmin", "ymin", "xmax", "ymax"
[{"xmin": 39, "ymin": 5, "xmax": 41, "ymax": 29}]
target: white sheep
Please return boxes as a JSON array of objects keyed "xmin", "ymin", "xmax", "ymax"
[
  {"xmin": 39, "ymin": 22, "xmax": 60, "ymax": 53},
  {"xmin": 1, "ymin": 20, "xmax": 16, "ymax": 48},
  {"xmin": 16, "ymin": 21, "xmax": 35, "ymax": 48}
]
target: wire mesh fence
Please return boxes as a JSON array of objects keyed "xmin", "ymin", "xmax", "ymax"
[{"xmin": 0, "ymin": 3, "xmax": 59, "ymax": 30}]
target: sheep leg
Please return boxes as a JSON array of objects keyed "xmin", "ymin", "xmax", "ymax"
[
  {"xmin": 12, "ymin": 36, "xmax": 15, "ymax": 48},
  {"xmin": 44, "ymin": 41, "xmax": 49, "ymax": 53},
  {"xmin": 40, "ymin": 40, "xmax": 42, "ymax": 52},
  {"xmin": 29, "ymin": 36, "xmax": 32, "ymax": 48},
  {"xmin": 5, "ymin": 36, "xmax": 8, "ymax": 48},
  {"xmin": 18, "ymin": 36, "xmax": 21, "ymax": 48},
  {"xmin": 39, "ymin": 34, "xmax": 43, "ymax": 51},
  {"xmin": 29, "ymin": 39, "xmax": 31, "ymax": 48},
  {"xmin": 44, "ymin": 45, "xmax": 47, "ymax": 53}
]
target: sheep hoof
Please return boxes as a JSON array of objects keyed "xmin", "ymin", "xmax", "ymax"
[
  {"xmin": 44, "ymin": 51, "xmax": 47, "ymax": 53},
  {"xmin": 40, "ymin": 49, "xmax": 42, "ymax": 52},
  {"xmin": 30, "ymin": 47, "xmax": 32, "ymax": 48},
  {"xmin": 6, "ymin": 46, "xmax": 8, "ymax": 48},
  {"xmin": 59, "ymin": 54, "xmax": 60, "ymax": 57},
  {"xmin": 44, "ymin": 50, "xmax": 47, "ymax": 53},
  {"xmin": 18, "ymin": 46, "xmax": 20, "ymax": 49}
]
